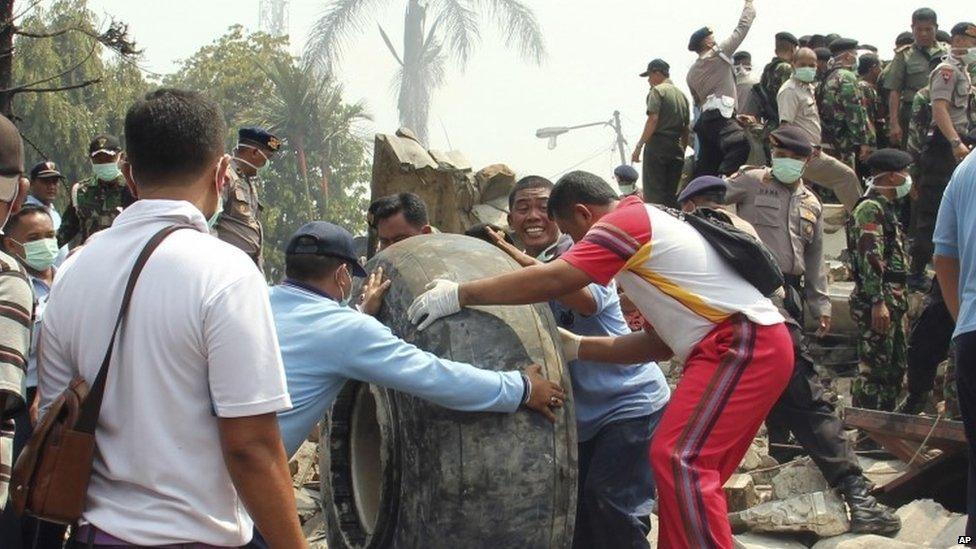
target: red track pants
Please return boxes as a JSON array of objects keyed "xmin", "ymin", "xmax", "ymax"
[{"xmin": 650, "ymin": 315, "xmax": 793, "ymax": 549}]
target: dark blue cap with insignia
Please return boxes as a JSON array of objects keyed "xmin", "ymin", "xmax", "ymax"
[
  {"xmin": 828, "ymin": 38, "xmax": 859, "ymax": 55},
  {"xmin": 640, "ymin": 59, "xmax": 670, "ymax": 77},
  {"xmin": 29, "ymin": 160, "xmax": 64, "ymax": 180},
  {"xmin": 678, "ymin": 176, "xmax": 727, "ymax": 205},
  {"xmin": 286, "ymin": 221, "xmax": 368, "ymax": 277},
  {"xmin": 866, "ymin": 149, "xmax": 913, "ymax": 174},
  {"xmin": 613, "ymin": 164, "xmax": 639, "ymax": 183},
  {"xmin": 770, "ymin": 125, "xmax": 814, "ymax": 156},
  {"xmin": 238, "ymin": 127, "xmax": 283, "ymax": 153},
  {"xmin": 951, "ymin": 22, "xmax": 976, "ymax": 39},
  {"xmin": 688, "ymin": 26, "xmax": 713, "ymax": 52}
]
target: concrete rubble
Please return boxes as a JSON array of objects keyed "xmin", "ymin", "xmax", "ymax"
[{"xmin": 730, "ymin": 490, "xmax": 851, "ymax": 537}]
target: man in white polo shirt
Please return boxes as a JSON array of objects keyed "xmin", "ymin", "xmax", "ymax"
[{"xmin": 39, "ymin": 88, "xmax": 304, "ymax": 547}]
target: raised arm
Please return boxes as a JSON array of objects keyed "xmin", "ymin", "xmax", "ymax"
[{"xmin": 719, "ymin": 0, "xmax": 757, "ymax": 56}]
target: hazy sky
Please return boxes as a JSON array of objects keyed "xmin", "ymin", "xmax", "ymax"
[{"xmin": 86, "ymin": 0, "xmax": 971, "ymax": 184}]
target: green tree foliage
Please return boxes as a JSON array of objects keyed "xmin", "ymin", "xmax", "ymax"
[
  {"xmin": 11, "ymin": 0, "xmax": 150, "ymax": 198},
  {"xmin": 167, "ymin": 26, "xmax": 372, "ymax": 281}
]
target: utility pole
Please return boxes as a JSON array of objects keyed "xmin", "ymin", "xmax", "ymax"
[
  {"xmin": 611, "ymin": 110, "xmax": 627, "ymax": 166},
  {"xmin": 259, "ymin": 0, "xmax": 290, "ymax": 38}
]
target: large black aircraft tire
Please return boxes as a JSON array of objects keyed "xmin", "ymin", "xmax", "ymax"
[{"xmin": 321, "ymin": 233, "xmax": 577, "ymax": 548}]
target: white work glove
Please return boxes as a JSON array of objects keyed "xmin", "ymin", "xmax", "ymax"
[
  {"xmin": 407, "ymin": 279, "xmax": 461, "ymax": 331},
  {"xmin": 557, "ymin": 327, "xmax": 582, "ymax": 362}
]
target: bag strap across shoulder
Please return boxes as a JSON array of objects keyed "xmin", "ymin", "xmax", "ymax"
[{"xmin": 74, "ymin": 224, "xmax": 193, "ymax": 434}]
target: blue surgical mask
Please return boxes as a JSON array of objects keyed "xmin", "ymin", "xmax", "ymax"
[
  {"xmin": 771, "ymin": 157, "xmax": 806, "ymax": 184},
  {"xmin": 92, "ymin": 161, "xmax": 122, "ymax": 181},
  {"xmin": 794, "ymin": 67, "xmax": 818, "ymax": 83}
]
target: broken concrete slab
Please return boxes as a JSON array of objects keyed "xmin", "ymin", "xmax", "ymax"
[
  {"xmin": 772, "ymin": 458, "xmax": 829, "ymax": 500},
  {"xmin": 893, "ymin": 499, "xmax": 964, "ymax": 547},
  {"xmin": 738, "ymin": 437, "xmax": 770, "ymax": 472},
  {"xmin": 811, "ymin": 533, "xmax": 924, "ymax": 548},
  {"xmin": 730, "ymin": 490, "xmax": 850, "ymax": 537},
  {"xmin": 733, "ymin": 532, "xmax": 808, "ymax": 549},
  {"xmin": 725, "ymin": 473, "xmax": 759, "ymax": 512},
  {"xmin": 858, "ymin": 456, "xmax": 907, "ymax": 490},
  {"xmin": 928, "ymin": 513, "xmax": 968, "ymax": 548}
]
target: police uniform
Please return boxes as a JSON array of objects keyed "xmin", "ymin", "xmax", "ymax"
[
  {"xmin": 818, "ymin": 39, "xmax": 876, "ymax": 169},
  {"xmin": 57, "ymin": 134, "xmax": 136, "ymax": 247},
  {"xmin": 214, "ymin": 127, "xmax": 282, "ymax": 273},
  {"xmin": 911, "ymin": 27, "xmax": 975, "ymax": 281},
  {"xmin": 884, "ymin": 38, "xmax": 949, "ymax": 148},
  {"xmin": 685, "ymin": 0, "xmax": 755, "ymax": 177},
  {"xmin": 640, "ymin": 59, "xmax": 691, "ymax": 208},
  {"xmin": 777, "ymin": 70, "xmax": 863, "ymax": 211},
  {"xmin": 846, "ymin": 149, "xmax": 913, "ymax": 411}
]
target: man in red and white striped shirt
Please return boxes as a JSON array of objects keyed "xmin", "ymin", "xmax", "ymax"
[{"xmin": 409, "ymin": 171, "xmax": 794, "ymax": 548}]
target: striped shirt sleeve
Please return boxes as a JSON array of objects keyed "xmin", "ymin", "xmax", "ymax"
[
  {"xmin": 0, "ymin": 252, "xmax": 31, "ymax": 509},
  {"xmin": 560, "ymin": 197, "xmax": 652, "ymax": 286}
]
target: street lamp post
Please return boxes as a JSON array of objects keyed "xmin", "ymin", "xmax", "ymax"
[{"xmin": 535, "ymin": 111, "xmax": 629, "ymax": 166}]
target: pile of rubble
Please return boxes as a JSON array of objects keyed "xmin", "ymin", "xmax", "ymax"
[{"xmin": 289, "ymin": 440, "xmax": 328, "ymax": 548}]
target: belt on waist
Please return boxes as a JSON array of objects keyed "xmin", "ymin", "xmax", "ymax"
[
  {"xmin": 783, "ymin": 274, "xmax": 803, "ymax": 291},
  {"xmin": 884, "ymin": 271, "xmax": 907, "ymax": 284},
  {"xmin": 74, "ymin": 524, "xmax": 233, "ymax": 549}
]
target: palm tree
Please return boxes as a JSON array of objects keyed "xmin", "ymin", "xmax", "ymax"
[
  {"xmin": 255, "ymin": 57, "xmax": 371, "ymax": 219},
  {"xmin": 304, "ymin": 0, "xmax": 545, "ymax": 145}
]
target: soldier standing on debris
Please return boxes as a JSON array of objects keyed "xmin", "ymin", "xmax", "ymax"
[
  {"xmin": 847, "ymin": 149, "xmax": 914, "ymax": 411},
  {"xmin": 214, "ymin": 127, "xmax": 281, "ymax": 272},
  {"xmin": 886, "ymin": 8, "xmax": 947, "ymax": 149},
  {"xmin": 755, "ymin": 32, "xmax": 798, "ymax": 138},
  {"xmin": 632, "ymin": 59, "xmax": 690, "ymax": 208},
  {"xmin": 819, "ymin": 39, "xmax": 876, "ymax": 172},
  {"xmin": 725, "ymin": 127, "xmax": 901, "ymax": 535},
  {"xmin": 776, "ymin": 47, "xmax": 862, "ymax": 212},
  {"xmin": 685, "ymin": 0, "xmax": 755, "ymax": 177},
  {"xmin": 57, "ymin": 134, "xmax": 135, "ymax": 248},
  {"xmin": 910, "ymin": 23, "xmax": 976, "ymax": 291}
]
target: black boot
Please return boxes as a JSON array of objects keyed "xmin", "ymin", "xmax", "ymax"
[
  {"xmin": 839, "ymin": 474, "xmax": 901, "ymax": 536},
  {"xmin": 896, "ymin": 391, "xmax": 930, "ymax": 415}
]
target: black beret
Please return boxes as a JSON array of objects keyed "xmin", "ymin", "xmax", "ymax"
[
  {"xmin": 238, "ymin": 127, "xmax": 282, "ymax": 152},
  {"xmin": 937, "ymin": 30, "xmax": 951, "ymax": 43},
  {"xmin": 896, "ymin": 31, "xmax": 914, "ymax": 47},
  {"xmin": 640, "ymin": 58, "xmax": 671, "ymax": 77},
  {"xmin": 688, "ymin": 27, "xmax": 713, "ymax": 52},
  {"xmin": 88, "ymin": 134, "xmax": 121, "ymax": 156},
  {"xmin": 951, "ymin": 23, "xmax": 976, "ymax": 40},
  {"xmin": 775, "ymin": 32, "xmax": 799, "ymax": 46},
  {"xmin": 912, "ymin": 8, "xmax": 937, "ymax": 25},
  {"xmin": 769, "ymin": 125, "xmax": 814, "ymax": 157},
  {"xmin": 815, "ymin": 47, "xmax": 832, "ymax": 61},
  {"xmin": 866, "ymin": 149, "xmax": 913, "ymax": 174},
  {"xmin": 828, "ymin": 38, "xmax": 859, "ymax": 55},
  {"xmin": 858, "ymin": 53, "xmax": 881, "ymax": 75},
  {"xmin": 678, "ymin": 176, "xmax": 726, "ymax": 205},
  {"xmin": 809, "ymin": 34, "xmax": 828, "ymax": 49},
  {"xmin": 732, "ymin": 51, "xmax": 751, "ymax": 64},
  {"xmin": 799, "ymin": 35, "xmax": 812, "ymax": 46},
  {"xmin": 860, "ymin": 44, "xmax": 878, "ymax": 53},
  {"xmin": 825, "ymin": 33, "xmax": 841, "ymax": 43}
]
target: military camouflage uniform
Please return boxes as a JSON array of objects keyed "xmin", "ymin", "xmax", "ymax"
[
  {"xmin": 859, "ymin": 79, "xmax": 887, "ymax": 149},
  {"xmin": 884, "ymin": 42, "xmax": 949, "ymax": 148},
  {"xmin": 757, "ymin": 57, "xmax": 795, "ymax": 135},
  {"xmin": 819, "ymin": 62, "xmax": 876, "ymax": 168},
  {"xmin": 906, "ymin": 87, "xmax": 933, "ymax": 161},
  {"xmin": 846, "ymin": 192, "xmax": 909, "ymax": 411},
  {"xmin": 214, "ymin": 162, "xmax": 264, "ymax": 272},
  {"xmin": 57, "ymin": 175, "xmax": 135, "ymax": 247}
]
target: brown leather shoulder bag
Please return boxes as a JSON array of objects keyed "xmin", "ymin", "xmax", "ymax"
[{"xmin": 9, "ymin": 225, "xmax": 191, "ymax": 523}]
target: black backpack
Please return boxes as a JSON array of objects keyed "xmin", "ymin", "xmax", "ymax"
[{"xmin": 661, "ymin": 206, "xmax": 785, "ymax": 297}]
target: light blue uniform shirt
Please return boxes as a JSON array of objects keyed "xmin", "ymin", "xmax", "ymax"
[
  {"xmin": 270, "ymin": 282, "xmax": 526, "ymax": 457},
  {"xmin": 935, "ymin": 152, "xmax": 976, "ymax": 338},
  {"xmin": 26, "ymin": 275, "xmax": 50, "ymax": 388},
  {"xmin": 550, "ymin": 281, "xmax": 670, "ymax": 442}
]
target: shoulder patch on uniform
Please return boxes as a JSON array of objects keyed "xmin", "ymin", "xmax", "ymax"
[{"xmin": 895, "ymin": 44, "xmax": 911, "ymax": 54}]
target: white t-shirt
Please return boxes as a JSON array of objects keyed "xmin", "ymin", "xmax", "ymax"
[
  {"xmin": 39, "ymin": 199, "xmax": 291, "ymax": 546},
  {"xmin": 561, "ymin": 197, "xmax": 783, "ymax": 362}
]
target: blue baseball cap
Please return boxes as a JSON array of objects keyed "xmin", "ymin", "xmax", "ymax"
[
  {"xmin": 238, "ymin": 127, "xmax": 283, "ymax": 153},
  {"xmin": 286, "ymin": 221, "xmax": 367, "ymax": 277}
]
